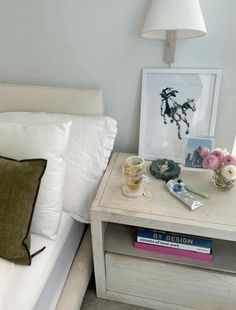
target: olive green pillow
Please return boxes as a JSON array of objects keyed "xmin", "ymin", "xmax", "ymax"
[{"xmin": 0, "ymin": 156, "xmax": 47, "ymax": 265}]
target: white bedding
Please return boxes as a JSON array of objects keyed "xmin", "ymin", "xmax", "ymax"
[
  {"xmin": 0, "ymin": 112, "xmax": 117, "ymax": 223},
  {"xmin": 0, "ymin": 212, "xmax": 85, "ymax": 310},
  {"xmin": 0, "ymin": 258, "xmax": 14, "ymax": 310}
]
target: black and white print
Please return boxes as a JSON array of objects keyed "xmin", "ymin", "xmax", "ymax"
[
  {"xmin": 160, "ymin": 87, "xmax": 196, "ymax": 140},
  {"xmin": 139, "ymin": 69, "xmax": 221, "ymax": 162}
]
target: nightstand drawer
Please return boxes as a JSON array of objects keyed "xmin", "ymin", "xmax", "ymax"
[{"xmin": 106, "ymin": 253, "xmax": 236, "ymax": 310}]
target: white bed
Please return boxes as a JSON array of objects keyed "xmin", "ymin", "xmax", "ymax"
[
  {"xmin": 4, "ymin": 212, "xmax": 85, "ymax": 310},
  {"xmin": 0, "ymin": 84, "xmax": 105, "ymax": 310}
]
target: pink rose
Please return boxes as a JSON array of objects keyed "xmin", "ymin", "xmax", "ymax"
[
  {"xmin": 210, "ymin": 150, "xmax": 225, "ymax": 163},
  {"xmin": 223, "ymin": 154, "xmax": 236, "ymax": 165},
  {"xmin": 198, "ymin": 146, "xmax": 209, "ymax": 158},
  {"xmin": 202, "ymin": 155, "xmax": 219, "ymax": 170}
]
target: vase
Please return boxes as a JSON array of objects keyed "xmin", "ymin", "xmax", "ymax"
[{"xmin": 212, "ymin": 170, "xmax": 234, "ymax": 191}]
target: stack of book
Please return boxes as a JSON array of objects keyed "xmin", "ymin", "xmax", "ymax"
[{"xmin": 135, "ymin": 228, "xmax": 213, "ymax": 261}]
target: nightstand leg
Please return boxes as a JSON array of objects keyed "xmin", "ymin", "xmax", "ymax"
[{"xmin": 90, "ymin": 219, "xmax": 107, "ymax": 298}]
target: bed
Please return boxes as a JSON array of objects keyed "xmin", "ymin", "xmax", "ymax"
[{"xmin": 0, "ymin": 84, "xmax": 113, "ymax": 310}]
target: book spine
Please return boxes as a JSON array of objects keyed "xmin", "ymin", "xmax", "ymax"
[
  {"xmin": 137, "ymin": 229, "xmax": 212, "ymax": 248},
  {"xmin": 134, "ymin": 242, "xmax": 213, "ymax": 261},
  {"xmin": 137, "ymin": 236, "xmax": 211, "ymax": 254}
]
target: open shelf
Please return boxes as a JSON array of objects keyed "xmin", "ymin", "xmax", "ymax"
[{"xmin": 105, "ymin": 223, "xmax": 236, "ymax": 275}]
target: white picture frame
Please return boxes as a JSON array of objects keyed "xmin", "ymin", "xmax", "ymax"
[{"xmin": 139, "ymin": 68, "xmax": 222, "ymax": 162}]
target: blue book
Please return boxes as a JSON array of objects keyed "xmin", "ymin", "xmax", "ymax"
[{"xmin": 137, "ymin": 228, "xmax": 212, "ymax": 249}]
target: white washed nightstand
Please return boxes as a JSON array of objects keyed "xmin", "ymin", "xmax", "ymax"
[{"xmin": 90, "ymin": 152, "xmax": 236, "ymax": 310}]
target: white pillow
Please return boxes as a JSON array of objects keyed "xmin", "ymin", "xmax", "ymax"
[
  {"xmin": 0, "ymin": 112, "xmax": 117, "ymax": 222},
  {"xmin": 0, "ymin": 121, "xmax": 71, "ymax": 239}
]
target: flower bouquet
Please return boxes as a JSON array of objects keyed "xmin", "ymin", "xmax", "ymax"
[{"xmin": 198, "ymin": 147, "xmax": 236, "ymax": 191}]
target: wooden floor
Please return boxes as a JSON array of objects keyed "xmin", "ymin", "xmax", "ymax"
[{"xmin": 81, "ymin": 276, "xmax": 149, "ymax": 310}]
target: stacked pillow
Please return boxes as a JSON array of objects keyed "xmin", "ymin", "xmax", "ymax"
[
  {"xmin": 0, "ymin": 112, "xmax": 117, "ymax": 249},
  {"xmin": 0, "ymin": 156, "xmax": 47, "ymax": 265},
  {"xmin": 0, "ymin": 121, "xmax": 72, "ymax": 239}
]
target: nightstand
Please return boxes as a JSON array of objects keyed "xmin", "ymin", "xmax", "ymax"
[{"xmin": 90, "ymin": 152, "xmax": 236, "ymax": 310}]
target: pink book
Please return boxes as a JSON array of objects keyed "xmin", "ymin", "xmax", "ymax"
[{"xmin": 134, "ymin": 242, "xmax": 213, "ymax": 261}]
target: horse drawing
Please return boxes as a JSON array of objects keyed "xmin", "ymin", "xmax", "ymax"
[{"xmin": 160, "ymin": 87, "xmax": 196, "ymax": 139}]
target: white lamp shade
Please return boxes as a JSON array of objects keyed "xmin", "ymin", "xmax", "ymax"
[{"xmin": 142, "ymin": 0, "xmax": 207, "ymax": 40}]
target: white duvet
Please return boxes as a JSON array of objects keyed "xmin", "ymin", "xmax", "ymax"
[
  {"xmin": 0, "ymin": 258, "xmax": 14, "ymax": 310},
  {"xmin": 0, "ymin": 212, "xmax": 79, "ymax": 310}
]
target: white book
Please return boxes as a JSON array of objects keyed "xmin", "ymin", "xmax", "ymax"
[{"xmin": 137, "ymin": 236, "xmax": 211, "ymax": 254}]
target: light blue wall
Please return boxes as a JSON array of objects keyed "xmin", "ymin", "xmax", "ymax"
[{"xmin": 0, "ymin": 0, "xmax": 235, "ymax": 153}]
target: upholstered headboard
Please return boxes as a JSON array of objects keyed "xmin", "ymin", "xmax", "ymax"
[{"xmin": 0, "ymin": 84, "xmax": 104, "ymax": 115}]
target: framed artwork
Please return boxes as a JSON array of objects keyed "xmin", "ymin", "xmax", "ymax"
[
  {"xmin": 185, "ymin": 138, "xmax": 214, "ymax": 168},
  {"xmin": 139, "ymin": 68, "xmax": 222, "ymax": 162}
]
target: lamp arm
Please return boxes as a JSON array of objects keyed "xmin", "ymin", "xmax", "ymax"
[{"xmin": 164, "ymin": 30, "xmax": 177, "ymax": 66}]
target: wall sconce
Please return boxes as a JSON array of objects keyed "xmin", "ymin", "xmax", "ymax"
[{"xmin": 142, "ymin": 0, "xmax": 207, "ymax": 66}]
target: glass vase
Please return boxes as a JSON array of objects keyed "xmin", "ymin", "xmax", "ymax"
[{"xmin": 212, "ymin": 170, "xmax": 234, "ymax": 191}]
